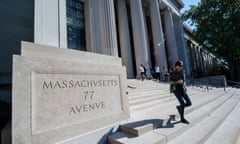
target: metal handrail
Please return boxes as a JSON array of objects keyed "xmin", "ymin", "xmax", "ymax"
[
  {"xmin": 186, "ymin": 78, "xmax": 227, "ymax": 91},
  {"xmin": 227, "ymin": 80, "xmax": 240, "ymax": 88},
  {"xmin": 227, "ymin": 80, "xmax": 240, "ymax": 85}
]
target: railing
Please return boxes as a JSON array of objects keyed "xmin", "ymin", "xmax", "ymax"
[
  {"xmin": 186, "ymin": 77, "xmax": 227, "ymax": 91},
  {"xmin": 186, "ymin": 79, "xmax": 210, "ymax": 92},
  {"xmin": 227, "ymin": 80, "xmax": 240, "ymax": 88}
]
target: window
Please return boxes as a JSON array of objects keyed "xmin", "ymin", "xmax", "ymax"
[{"xmin": 66, "ymin": 0, "xmax": 86, "ymax": 50}]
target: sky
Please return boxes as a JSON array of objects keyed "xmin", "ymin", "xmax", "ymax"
[{"xmin": 181, "ymin": 0, "xmax": 200, "ymax": 13}]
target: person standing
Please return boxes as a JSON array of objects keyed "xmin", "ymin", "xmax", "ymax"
[
  {"xmin": 139, "ymin": 64, "xmax": 147, "ymax": 81},
  {"xmin": 155, "ymin": 65, "xmax": 161, "ymax": 81},
  {"xmin": 162, "ymin": 66, "xmax": 169, "ymax": 81},
  {"xmin": 169, "ymin": 60, "xmax": 192, "ymax": 124}
]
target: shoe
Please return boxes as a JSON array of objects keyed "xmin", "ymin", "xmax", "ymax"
[{"xmin": 181, "ymin": 119, "xmax": 190, "ymax": 124}]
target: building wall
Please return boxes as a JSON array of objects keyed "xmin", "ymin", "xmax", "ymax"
[
  {"xmin": 184, "ymin": 25, "xmax": 222, "ymax": 78},
  {"xmin": 0, "ymin": 0, "xmax": 34, "ymax": 103},
  {"xmin": 0, "ymin": 0, "xmax": 194, "ymax": 102},
  {"xmin": 34, "ymin": 0, "xmax": 189, "ymax": 78},
  {"xmin": 0, "ymin": 0, "xmax": 191, "ymax": 80}
]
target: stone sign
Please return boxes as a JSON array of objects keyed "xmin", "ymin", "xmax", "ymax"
[{"xmin": 12, "ymin": 42, "xmax": 129, "ymax": 143}]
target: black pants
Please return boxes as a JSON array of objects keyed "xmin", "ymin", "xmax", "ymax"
[
  {"xmin": 173, "ymin": 87, "xmax": 192, "ymax": 120},
  {"xmin": 174, "ymin": 90, "xmax": 192, "ymax": 107}
]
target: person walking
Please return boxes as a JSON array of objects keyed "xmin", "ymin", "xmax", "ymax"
[{"xmin": 169, "ymin": 60, "xmax": 192, "ymax": 124}]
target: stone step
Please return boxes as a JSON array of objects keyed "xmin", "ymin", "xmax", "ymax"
[
  {"xmin": 128, "ymin": 89, "xmax": 169, "ymax": 98},
  {"xmin": 127, "ymin": 81, "xmax": 206, "ymax": 109},
  {"xmin": 108, "ymin": 130, "xmax": 165, "ymax": 144},
  {"xmin": 204, "ymin": 91, "xmax": 240, "ymax": 144},
  {"xmin": 120, "ymin": 123, "xmax": 154, "ymax": 137},
  {"xmin": 127, "ymin": 83, "xmax": 165, "ymax": 89},
  {"xmin": 129, "ymin": 96, "xmax": 175, "ymax": 112},
  {"xmin": 128, "ymin": 84, "xmax": 164, "ymax": 89},
  {"xmin": 127, "ymin": 82, "xmax": 169, "ymax": 91},
  {"xmin": 167, "ymin": 90, "xmax": 239, "ymax": 144},
  {"xmin": 112, "ymin": 89, "xmax": 234, "ymax": 135},
  {"xmin": 129, "ymin": 89, "xmax": 231, "ymax": 136},
  {"xmin": 128, "ymin": 88, "xmax": 204, "ymax": 101},
  {"xmin": 129, "ymin": 88, "xmax": 226, "ymax": 113},
  {"xmin": 127, "ymin": 79, "xmax": 164, "ymax": 85},
  {"xmin": 127, "ymin": 82, "xmax": 207, "ymax": 98},
  {"xmin": 154, "ymin": 89, "xmax": 235, "ymax": 143},
  {"xmin": 184, "ymin": 89, "xmax": 231, "ymax": 114},
  {"xmin": 128, "ymin": 89, "xmax": 203, "ymax": 106},
  {"xmin": 108, "ymin": 89, "xmax": 237, "ymax": 144},
  {"xmin": 128, "ymin": 91, "xmax": 169, "ymax": 101},
  {"xmin": 127, "ymin": 79, "xmax": 217, "ymax": 91},
  {"xmin": 129, "ymin": 94, "xmax": 171, "ymax": 107},
  {"xmin": 129, "ymin": 89, "xmax": 165, "ymax": 96}
]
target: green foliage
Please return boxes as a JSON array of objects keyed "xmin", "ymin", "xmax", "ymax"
[
  {"xmin": 183, "ymin": 0, "xmax": 240, "ymax": 80},
  {"xmin": 209, "ymin": 64, "xmax": 227, "ymax": 76}
]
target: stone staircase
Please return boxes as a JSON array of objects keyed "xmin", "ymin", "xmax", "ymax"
[{"xmin": 108, "ymin": 79, "xmax": 240, "ymax": 144}]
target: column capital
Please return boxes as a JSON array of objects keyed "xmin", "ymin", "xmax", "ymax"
[{"xmin": 161, "ymin": 0, "xmax": 181, "ymax": 16}]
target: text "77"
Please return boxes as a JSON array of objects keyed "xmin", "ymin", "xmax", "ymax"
[{"xmin": 84, "ymin": 91, "xmax": 94, "ymax": 100}]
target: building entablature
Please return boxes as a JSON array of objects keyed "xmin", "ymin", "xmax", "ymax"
[{"xmin": 159, "ymin": 0, "xmax": 182, "ymax": 17}]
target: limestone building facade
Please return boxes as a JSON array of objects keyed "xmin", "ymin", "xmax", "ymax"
[
  {"xmin": 184, "ymin": 24, "xmax": 223, "ymax": 77},
  {"xmin": 33, "ymin": 0, "xmax": 190, "ymax": 78},
  {"xmin": 0, "ymin": 0, "xmax": 216, "ymax": 103}
]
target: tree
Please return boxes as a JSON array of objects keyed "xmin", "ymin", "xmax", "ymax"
[{"xmin": 183, "ymin": 0, "xmax": 240, "ymax": 81}]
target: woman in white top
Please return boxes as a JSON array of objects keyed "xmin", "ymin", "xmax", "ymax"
[{"xmin": 139, "ymin": 64, "xmax": 146, "ymax": 81}]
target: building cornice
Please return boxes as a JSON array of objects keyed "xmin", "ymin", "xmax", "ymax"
[
  {"xmin": 160, "ymin": 0, "xmax": 181, "ymax": 16},
  {"xmin": 176, "ymin": 0, "xmax": 184, "ymax": 8}
]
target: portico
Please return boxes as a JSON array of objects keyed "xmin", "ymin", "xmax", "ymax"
[{"xmin": 34, "ymin": 0, "xmax": 190, "ymax": 78}]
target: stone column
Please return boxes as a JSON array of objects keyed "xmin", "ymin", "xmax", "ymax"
[
  {"xmin": 59, "ymin": 0, "xmax": 67, "ymax": 48},
  {"xmin": 150, "ymin": 0, "xmax": 168, "ymax": 69},
  {"xmin": 188, "ymin": 44, "xmax": 193, "ymax": 73},
  {"xmin": 196, "ymin": 47, "xmax": 204, "ymax": 73},
  {"xmin": 163, "ymin": 8, "xmax": 179, "ymax": 68},
  {"xmin": 200, "ymin": 48, "xmax": 205, "ymax": 73},
  {"xmin": 99, "ymin": 0, "xmax": 118, "ymax": 56},
  {"xmin": 190, "ymin": 44, "xmax": 197, "ymax": 71},
  {"xmin": 116, "ymin": 0, "xmax": 134, "ymax": 78},
  {"xmin": 35, "ymin": 0, "xmax": 59, "ymax": 47},
  {"xmin": 85, "ymin": 0, "xmax": 102, "ymax": 53},
  {"xmin": 129, "ymin": 0, "xmax": 151, "ymax": 76},
  {"xmin": 174, "ymin": 16, "xmax": 190, "ymax": 75}
]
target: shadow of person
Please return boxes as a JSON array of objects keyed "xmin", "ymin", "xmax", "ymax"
[
  {"xmin": 122, "ymin": 119, "xmax": 164, "ymax": 131},
  {"xmin": 157, "ymin": 114, "xmax": 181, "ymax": 128},
  {"xmin": 99, "ymin": 115, "xmax": 183, "ymax": 143}
]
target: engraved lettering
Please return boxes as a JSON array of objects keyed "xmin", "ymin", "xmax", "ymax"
[
  {"xmin": 88, "ymin": 103, "xmax": 95, "ymax": 111},
  {"xmin": 69, "ymin": 80, "xmax": 74, "ymax": 88},
  {"xmin": 101, "ymin": 101, "xmax": 106, "ymax": 108},
  {"xmin": 83, "ymin": 104, "xmax": 88, "ymax": 112},
  {"xmin": 75, "ymin": 106, "xmax": 82, "ymax": 112},
  {"xmin": 74, "ymin": 81, "xmax": 81, "ymax": 88},
  {"xmin": 62, "ymin": 80, "xmax": 68, "ymax": 88},
  {"xmin": 81, "ymin": 80, "xmax": 87, "ymax": 87},
  {"xmin": 84, "ymin": 91, "xmax": 88, "ymax": 100},
  {"xmin": 54, "ymin": 81, "xmax": 62, "ymax": 89},
  {"xmin": 114, "ymin": 80, "xmax": 118, "ymax": 86},
  {"xmin": 69, "ymin": 107, "xmax": 76, "ymax": 115},
  {"xmin": 42, "ymin": 81, "xmax": 53, "ymax": 89},
  {"xmin": 69, "ymin": 101, "xmax": 106, "ymax": 115},
  {"xmin": 95, "ymin": 102, "xmax": 100, "ymax": 109},
  {"xmin": 42, "ymin": 79, "xmax": 119, "ymax": 90}
]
